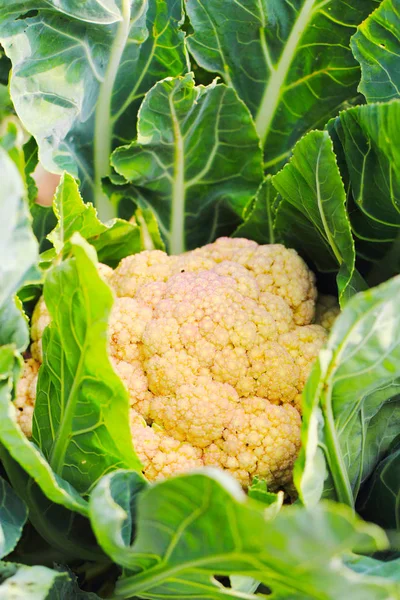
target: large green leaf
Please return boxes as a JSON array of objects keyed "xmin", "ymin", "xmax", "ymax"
[
  {"xmin": 358, "ymin": 438, "xmax": 400, "ymax": 530},
  {"xmin": 89, "ymin": 470, "xmax": 396, "ymax": 600},
  {"xmin": 0, "ymin": 147, "xmax": 38, "ymax": 308},
  {"xmin": 352, "ymin": 0, "xmax": 400, "ymax": 103},
  {"xmin": 0, "ymin": 477, "xmax": 27, "ymax": 558},
  {"xmin": 295, "ymin": 275, "xmax": 400, "ymax": 509},
  {"xmin": 0, "ymin": 0, "xmax": 188, "ymax": 218},
  {"xmin": 185, "ymin": 0, "xmax": 377, "ymax": 168},
  {"xmin": 32, "ymin": 235, "xmax": 142, "ymax": 495},
  {"xmin": 331, "ymin": 100, "xmax": 400, "ymax": 281},
  {"xmin": 273, "ymin": 130, "xmax": 361, "ymax": 304},
  {"xmin": 111, "ymin": 73, "xmax": 263, "ymax": 254},
  {"xmin": 49, "ymin": 173, "xmax": 141, "ymax": 266}
]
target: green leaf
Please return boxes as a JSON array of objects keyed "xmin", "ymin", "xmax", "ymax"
[
  {"xmin": 186, "ymin": 0, "xmax": 378, "ymax": 168},
  {"xmin": 0, "ymin": 476, "xmax": 27, "ymax": 558},
  {"xmin": 111, "ymin": 74, "xmax": 264, "ymax": 254},
  {"xmin": 89, "ymin": 470, "xmax": 147, "ymax": 567},
  {"xmin": 233, "ymin": 177, "xmax": 277, "ymax": 244},
  {"xmin": 333, "ymin": 100, "xmax": 400, "ymax": 228},
  {"xmin": 30, "ymin": 205, "xmax": 57, "ymax": 255},
  {"xmin": 0, "ymin": 0, "xmax": 188, "ymax": 219},
  {"xmin": 49, "ymin": 173, "xmax": 141, "ymax": 266},
  {"xmin": 0, "ymin": 147, "xmax": 38, "ymax": 308},
  {"xmin": 248, "ymin": 476, "xmax": 284, "ymax": 520},
  {"xmin": 43, "ymin": 566, "xmax": 101, "ymax": 599},
  {"xmin": 0, "ymin": 298, "xmax": 29, "ymax": 353},
  {"xmin": 33, "ymin": 235, "xmax": 142, "ymax": 495},
  {"xmin": 90, "ymin": 470, "xmax": 395, "ymax": 600},
  {"xmin": 331, "ymin": 100, "xmax": 400, "ymax": 282},
  {"xmin": 0, "ymin": 562, "xmax": 69, "ymax": 599},
  {"xmin": 23, "ymin": 136, "xmax": 39, "ymax": 204},
  {"xmin": 358, "ymin": 438, "xmax": 400, "ymax": 530},
  {"xmin": 351, "ymin": 0, "xmax": 400, "ymax": 103},
  {"xmin": 273, "ymin": 130, "xmax": 361, "ymax": 304},
  {"xmin": 0, "ymin": 347, "xmax": 88, "ymax": 517},
  {"xmin": 0, "ymin": 449, "xmax": 105, "ymax": 562},
  {"xmin": 345, "ymin": 555, "xmax": 400, "ymax": 582},
  {"xmin": 295, "ymin": 276, "xmax": 400, "ymax": 509}
]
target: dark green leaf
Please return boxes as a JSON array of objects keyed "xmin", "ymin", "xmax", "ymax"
[
  {"xmin": 233, "ymin": 177, "xmax": 276, "ymax": 244},
  {"xmin": 332, "ymin": 100, "xmax": 400, "ymax": 281},
  {"xmin": 358, "ymin": 438, "xmax": 400, "ymax": 530},
  {"xmin": 186, "ymin": 0, "xmax": 378, "ymax": 168},
  {"xmin": 33, "ymin": 235, "xmax": 142, "ymax": 495},
  {"xmin": 273, "ymin": 130, "xmax": 362, "ymax": 304},
  {"xmin": 0, "ymin": 0, "xmax": 188, "ymax": 218},
  {"xmin": 90, "ymin": 470, "xmax": 395, "ymax": 600},
  {"xmin": 23, "ymin": 136, "xmax": 38, "ymax": 204},
  {"xmin": 111, "ymin": 74, "xmax": 263, "ymax": 254},
  {"xmin": 351, "ymin": 0, "xmax": 400, "ymax": 103},
  {"xmin": 295, "ymin": 276, "xmax": 400, "ymax": 509},
  {"xmin": 0, "ymin": 476, "xmax": 27, "ymax": 558},
  {"xmin": 30, "ymin": 205, "xmax": 57, "ymax": 254}
]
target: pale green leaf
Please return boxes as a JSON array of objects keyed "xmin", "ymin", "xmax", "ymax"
[
  {"xmin": 186, "ymin": 0, "xmax": 378, "ymax": 168},
  {"xmin": 49, "ymin": 173, "xmax": 141, "ymax": 266},
  {"xmin": 0, "ymin": 148, "xmax": 38, "ymax": 308},
  {"xmin": 90, "ymin": 470, "xmax": 395, "ymax": 600},
  {"xmin": 0, "ymin": 0, "xmax": 188, "ymax": 219},
  {"xmin": 0, "ymin": 562, "xmax": 68, "ymax": 600},
  {"xmin": 111, "ymin": 74, "xmax": 263, "ymax": 254},
  {"xmin": 33, "ymin": 235, "xmax": 142, "ymax": 495}
]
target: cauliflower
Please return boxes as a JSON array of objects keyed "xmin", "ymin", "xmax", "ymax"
[{"xmin": 15, "ymin": 238, "xmax": 336, "ymax": 489}]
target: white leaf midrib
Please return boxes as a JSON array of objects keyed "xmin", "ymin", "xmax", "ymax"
[{"xmin": 255, "ymin": 0, "xmax": 318, "ymax": 145}]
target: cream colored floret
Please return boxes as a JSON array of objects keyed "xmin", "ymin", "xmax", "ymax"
[
  {"xmin": 16, "ymin": 238, "xmax": 333, "ymax": 489},
  {"xmin": 315, "ymin": 294, "xmax": 340, "ymax": 331}
]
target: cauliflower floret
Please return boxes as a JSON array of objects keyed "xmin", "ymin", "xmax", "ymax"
[
  {"xmin": 30, "ymin": 297, "xmax": 51, "ymax": 362},
  {"xmin": 112, "ymin": 250, "xmax": 171, "ymax": 297},
  {"xmin": 280, "ymin": 324, "xmax": 327, "ymax": 387},
  {"xmin": 203, "ymin": 397, "xmax": 301, "ymax": 488},
  {"xmin": 315, "ymin": 294, "xmax": 340, "ymax": 331},
  {"xmin": 19, "ymin": 238, "xmax": 333, "ymax": 489},
  {"xmin": 149, "ymin": 377, "xmax": 240, "ymax": 447},
  {"xmin": 14, "ymin": 358, "xmax": 40, "ymax": 437}
]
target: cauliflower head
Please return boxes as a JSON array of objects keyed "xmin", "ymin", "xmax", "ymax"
[{"xmin": 16, "ymin": 238, "xmax": 336, "ymax": 489}]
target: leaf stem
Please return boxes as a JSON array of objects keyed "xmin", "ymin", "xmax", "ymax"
[
  {"xmin": 255, "ymin": 0, "xmax": 316, "ymax": 146},
  {"xmin": 169, "ymin": 90, "xmax": 186, "ymax": 255},
  {"xmin": 322, "ymin": 388, "xmax": 354, "ymax": 508},
  {"xmin": 93, "ymin": 0, "xmax": 131, "ymax": 221}
]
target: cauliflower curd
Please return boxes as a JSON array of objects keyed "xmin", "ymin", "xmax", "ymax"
[{"xmin": 16, "ymin": 238, "xmax": 336, "ymax": 489}]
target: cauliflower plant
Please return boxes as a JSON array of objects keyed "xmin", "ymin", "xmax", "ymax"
[{"xmin": 16, "ymin": 238, "xmax": 337, "ymax": 489}]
